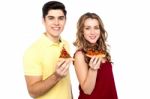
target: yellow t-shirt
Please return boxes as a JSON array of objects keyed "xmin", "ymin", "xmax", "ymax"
[{"xmin": 23, "ymin": 34, "xmax": 72, "ymax": 99}]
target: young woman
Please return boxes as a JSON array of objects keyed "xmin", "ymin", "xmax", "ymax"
[{"xmin": 73, "ymin": 12, "xmax": 118, "ymax": 99}]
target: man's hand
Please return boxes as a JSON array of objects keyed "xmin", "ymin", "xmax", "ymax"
[{"xmin": 54, "ymin": 58, "xmax": 73, "ymax": 78}]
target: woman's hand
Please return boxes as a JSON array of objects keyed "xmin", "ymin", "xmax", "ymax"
[{"xmin": 89, "ymin": 56, "xmax": 102, "ymax": 70}]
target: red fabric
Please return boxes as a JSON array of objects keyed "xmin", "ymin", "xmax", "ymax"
[{"xmin": 78, "ymin": 61, "xmax": 118, "ymax": 99}]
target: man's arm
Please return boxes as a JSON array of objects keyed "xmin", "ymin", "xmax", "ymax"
[
  {"xmin": 25, "ymin": 59, "xmax": 72, "ymax": 98},
  {"xmin": 25, "ymin": 73, "xmax": 61, "ymax": 98}
]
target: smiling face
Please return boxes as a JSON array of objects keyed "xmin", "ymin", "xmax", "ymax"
[
  {"xmin": 83, "ymin": 18, "xmax": 100, "ymax": 44},
  {"xmin": 43, "ymin": 9, "xmax": 66, "ymax": 42}
]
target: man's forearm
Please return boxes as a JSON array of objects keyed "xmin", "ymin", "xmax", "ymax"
[{"xmin": 28, "ymin": 73, "xmax": 62, "ymax": 98}]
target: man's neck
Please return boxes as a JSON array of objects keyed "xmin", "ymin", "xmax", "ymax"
[{"xmin": 44, "ymin": 33, "xmax": 60, "ymax": 43}]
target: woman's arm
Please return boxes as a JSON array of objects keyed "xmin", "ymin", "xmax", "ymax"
[{"xmin": 74, "ymin": 51, "xmax": 101, "ymax": 95}]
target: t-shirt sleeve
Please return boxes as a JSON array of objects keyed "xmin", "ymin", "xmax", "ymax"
[{"xmin": 23, "ymin": 48, "xmax": 42, "ymax": 76}]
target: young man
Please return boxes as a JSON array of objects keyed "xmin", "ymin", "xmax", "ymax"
[{"xmin": 23, "ymin": 1, "xmax": 73, "ymax": 99}]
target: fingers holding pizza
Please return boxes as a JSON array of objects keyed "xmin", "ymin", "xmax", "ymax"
[{"xmin": 55, "ymin": 47, "xmax": 74, "ymax": 77}]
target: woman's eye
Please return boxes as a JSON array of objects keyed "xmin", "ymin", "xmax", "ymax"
[
  {"xmin": 95, "ymin": 26, "xmax": 100, "ymax": 29},
  {"xmin": 85, "ymin": 27, "xmax": 90, "ymax": 30}
]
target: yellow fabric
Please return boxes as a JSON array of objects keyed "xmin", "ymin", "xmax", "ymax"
[{"xmin": 23, "ymin": 33, "xmax": 72, "ymax": 99}]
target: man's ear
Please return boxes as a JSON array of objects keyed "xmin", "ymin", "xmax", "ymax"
[
  {"xmin": 42, "ymin": 17, "xmax": 46, "ymax": 25},
  {"xmin": 42, "ymin": 17, "xmax": 44, "ymax": 25}
]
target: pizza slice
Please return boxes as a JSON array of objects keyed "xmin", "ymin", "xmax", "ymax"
[
  {"xmin": 59, "ymin": 47, "xmax": 71, "ymax": 58},
  {"xmin": 85, "ymin": 49, "xmax": 106, "ymax": 58}
]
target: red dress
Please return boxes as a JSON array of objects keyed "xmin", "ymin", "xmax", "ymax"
[{"xmin": 78, "ymin": 61, "xmax": 118, "ymax": 99}]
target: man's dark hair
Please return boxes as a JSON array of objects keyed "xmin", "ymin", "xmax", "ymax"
[{"xmin": 42, "ymin": 1, "xmax": 67, "ymax": 18}]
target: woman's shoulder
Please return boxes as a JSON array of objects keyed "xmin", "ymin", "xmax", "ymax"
[{"xmin": 74, "ymin": 48, "xmax": 84, "ymax": 57}]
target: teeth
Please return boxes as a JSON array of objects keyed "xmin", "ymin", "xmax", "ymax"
[
  {"xmin": 89, "ymin": 36, "xmax": 96, "ymax": 39},
  {"xmin": 52, "ymin": 27, "xmax": 60, "ymax": 30}
]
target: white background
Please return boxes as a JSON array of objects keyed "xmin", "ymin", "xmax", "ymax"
[{"xmin": 0, "ymin": 0, "xmax": 150, "ymax": 99}]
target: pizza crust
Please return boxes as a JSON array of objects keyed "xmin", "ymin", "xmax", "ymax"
[
  {"xmin": 86, "ymin": 53, "xmax": 106, "ymax": 58},
  {"xmin": 85, "ymin": 49, "xmax": 106, "ymax": 58}
]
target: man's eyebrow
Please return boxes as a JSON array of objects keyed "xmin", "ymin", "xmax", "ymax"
[
  {"xmin": 47, "ymin": 16, "xmax": 65, "ymax": 18},
  {"xmin": 58, "ymin": 15, "xmax": 65, "ymax": 17},
  {"xmin": 47, "ymin": 16, "xmax": 54, "ymax": 18}
]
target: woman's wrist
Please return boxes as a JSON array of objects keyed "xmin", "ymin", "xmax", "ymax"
[{"xmin": 89, "ymin": 67, "xmax": 98, "ymax": 71}]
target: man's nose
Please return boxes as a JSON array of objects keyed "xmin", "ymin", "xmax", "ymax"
[{"xmin": 54, "ymin": 19, "xmax": 59, "ymax": 25}]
